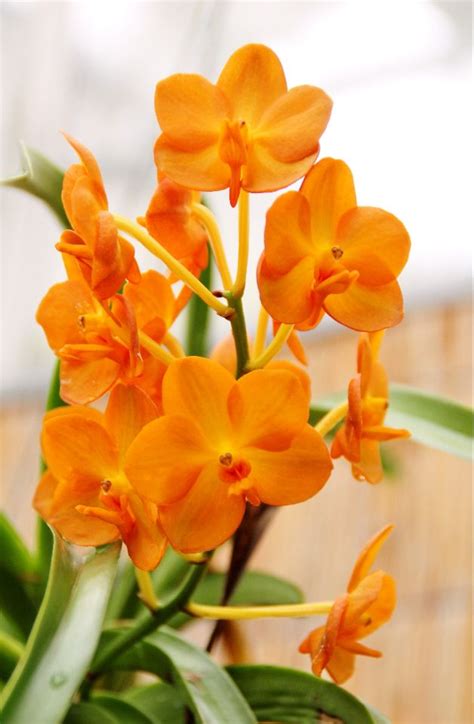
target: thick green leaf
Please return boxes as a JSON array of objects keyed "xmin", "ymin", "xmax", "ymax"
[
  {"xmin": 1, "ymin": 535, "xmax": 120, "ymax": 724},
  {"xmin": 0, "ymin": 633, "xmax": 24, "ymax": 681},
  {"xmin": 169, "ymin": 570, "xmax": 303, "ymax": 629},
  {"xmin": 103, "ymin": 626, "xmax": 257, "ymax": 724},
  {"xmin": 311, "ymin": 384, "xmax": 473, "ymax": 459},
  {"xmin": 0, "ymin": 514, "xmax": 36, "ymax": 580},
  {"xmin": 123, "ymin": 683, "xmax": 186, "ymax": 724},
  {"xmin": 1, "ymin": 144, "xmax": 68, "ymax": 227},
  {"xmin": 0, "ymin": 514, "xmax": 40, "ymax": 638},
  {"xmin": 386, "ymin": 384, "xmax": 472, "ymax": 459},
  {"xmin": 227, "ymin": 664, "xmax": 386, "ymax": 723},
  {"xmin": 65, "ymin": 698, "xmax": 152, "ymax": 724}
]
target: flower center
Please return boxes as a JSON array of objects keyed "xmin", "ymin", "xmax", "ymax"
[
  {"xmin": 218, "ymin": 120, "xmax": 249, "ymax": 206},
  {"xmin": 217, "ymin": 451, "xmax": 260, "ymax": 506}
]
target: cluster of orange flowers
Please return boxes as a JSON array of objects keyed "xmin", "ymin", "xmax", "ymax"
[{"xmin": 34, "ymin": 44, "xmax": 410, "ymax": 682}]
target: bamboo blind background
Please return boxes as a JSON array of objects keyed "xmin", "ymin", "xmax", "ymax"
[{"xmin": 1, "ymin": 299, "xmax": 471, "ymax": 723}]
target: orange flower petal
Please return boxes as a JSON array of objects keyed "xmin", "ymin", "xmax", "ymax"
[
  {"xmin": 263, "ymin": 191, "xmax": 313, "ymax": 274},
  {"xmin": 300, "ymin": 159, "xmax": 356, "ymax": 243},
  {"xmin": 323, "ymin": 279, "xmax": 404, "ymax": 332},
  {"xmin": 123, "ymin": 494, "xmax": 167, "ymax": 571},
  {"xmin": 159, "ymin": 461, "xmax": 246, "ymax": 553},
  {"xmin": 60, "ymin": 358, "xmax": 120, "ymax": 406},
  {"xmin": 337, "ymin": 207, "xmax": 410, "ymax": 285},
  {"xmin": 42, "ymin": 409, "xmax": 119, "ymax": 483},
  {"xmin": 266, "ymin": 360, "xmax": 311, "ymax": 405},
  {"xmin": 326, "ymin": 647, "xmax": 356, "ymax": 684},
  {"xmin": 144, "ymin": 178, "xmax": 208, "ymax": 260},
  {"xmin": 124, "ymin": 270, "xmax": 175, "ymax": 336},
  {"xmin": 125, "ymin": 414, "xmax": 211, "ymax": 505},
  {"xmin": 348, "ymin": 525, "xmax": 394, "ymax": 592},
  {"xmin": 257, "ymin": 85, "xmax": 332, "ymax": 164},
  {"xmin": 258, "ymin": 254, "xmax": 316, "ymax": 324},
  {"xmin": 352, "ymin": 439, "xmax": 384, "ymax": 484},
  {"xmin": 105, "ymin": 384, "xmax": 158, "ymax": 463},
  {"xmin": 33, "ymin": 471, "xmax": 119, "ymax": 547},
  {"xmin": 244, "ymin": 142, "xmax": 319, "ymax": 194},
  {"xmin": 243, "ymin": 425, "xmax": 332, "ymax": 505},
  {"xmin": 345, "ymin": 572, "xmax": 396, "ymax": 639},
  {"xmin": 154, "ymin": 135, "xmax": 230, "ymax": 191},
  {"xmin": 161, "ymin": 357, "xmax": 234, "ymax": 446},
  {"xmin": 228, "ymin": 368, "xmax": 309, "ymax": 451},
  {"xmin": 62, "ymin": 132, "xmax": 107, "ymax": 199},
  {"xmin": 36, "ymin": 280, "xmax": 94, "ymax": 351},
  {"xmin": 155, "ymin": 74, "xmax": 229, "ymax": 150},
  {"xmin": 217, "ymin": 44, "xmax": 286, "ymax": 126}
]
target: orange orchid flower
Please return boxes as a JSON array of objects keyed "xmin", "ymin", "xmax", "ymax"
[
  {"xmin": 33, "ymin": 385, "xmax": 167, "ymax": 570},
  {"xmin": 124, "ymin": 357, "xmax": 333, "ymax": 553},
  {"xmin": 154, "ymin": 44, "xmax": 332, "ymax": 206},
  {"xmin": 36, "ymin": 270, "xmax": 175, "ymax": 405},
  {"xmin": 258, "ymin": 158, "xmax": 411, "ymax": 332},
  {"xmin": 57, "ymin": 134, "xmax": 140, "ymax": 298},
  {"xmin": 139, "ymin": 175, "xmax": 209, "ymax": 277},
  {"xmin": 331, "ymin": 333, "xmax": 410, "ymax": 483},
  {"xmin": 299, "ymin": 525, "xmax": 396, "ymax": 683}
]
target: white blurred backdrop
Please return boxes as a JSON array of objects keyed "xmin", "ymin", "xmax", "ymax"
[{"xmin": 1, "ymin": 0, "xmax": 472, "ymax": 396}]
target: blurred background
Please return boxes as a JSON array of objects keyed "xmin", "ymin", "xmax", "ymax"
[{"xmin": 1, "ymin": 2, "xmax": 472, "ymax": 722}]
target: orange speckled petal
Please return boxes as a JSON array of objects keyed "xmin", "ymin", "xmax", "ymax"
[
  {"xmin": 323, "ymin": 279, "xmax": 404, "ymax": 332},
  {"xmin": 337, "ymin": 207, "xmax": 410, "ymax": 285},
  {"xmin": 228, "ymin": 368, "xmax": 309, "ymax": 450},
  {"xmin": 300, "ymin": 159, "xmax": 356, "ymax": 243},
  {"xmin": 258, "ymin": 254, "xmax": 316, "ymax": 324},
  {"xmin": 155, "ymin": 74, "xmax": 229, "ymax": 150},
  {"xmin": 159, "ymin": 461, "xmax": 246, "ymax": 553},
  {"xmin": 217, "ymin": 44, "xmax": 286, "ymax": 126},
  {"xmin": 125, "ymin": 414, "xmax": 212, "ymax": 505},
  {"xmin": 243, "ymin": 425, "xmax": 332, "ymax": 505}
]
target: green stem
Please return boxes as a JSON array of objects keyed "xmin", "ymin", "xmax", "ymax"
[
  {"xmin": 227, "ymin": 295, "xmax": 250, "ymax": 379},
  {"xmin": 185, "ymin": 246, "xmax": 213, "ymax": 356},
  {"xmin": 83, "ymin": 561, "xmax": 207, "ymax": 695}
]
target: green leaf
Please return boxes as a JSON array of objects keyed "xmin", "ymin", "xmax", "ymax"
[
  {"xmin": 386, "ymin": 384, "xmax": 473, "ymax": 459},
  {"xmin": 1, "ymin": 143, "xmax": 68, "ymax": 227},
  {"xmin": 102, "ymin": 626, "xmax": 257, "ymax": 724},
  {"xmin": 311, "ymin": 384, "xmax": 473, "ymax": 459},
  {"xmin": 227, "ymin": 664, "xmax": 387, "ymax": 723},
  {"xmin": 185, "ymin": 243, "xmax": 213, "ymax": 357},
  {"xmin": 1, "ymin": 534, "xmax": 120, "ymax": 724},
  {"xmin": 123, "ymin": 683, "xmax": 186, "ymax": 724},
  {"xmin": 0, "ymin": 515, "xmax": 41, "ymax": 638},
  {"xmin": 169, "ymin": 570, "xmax": 303, "ymax": 629},
  {"xmin": 0, "ymin": 633, "xmax": 24, "ymax": 681},
  {"xmin": 65, "ymin": 698, "xmax": 152, "ymax": 724}
]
